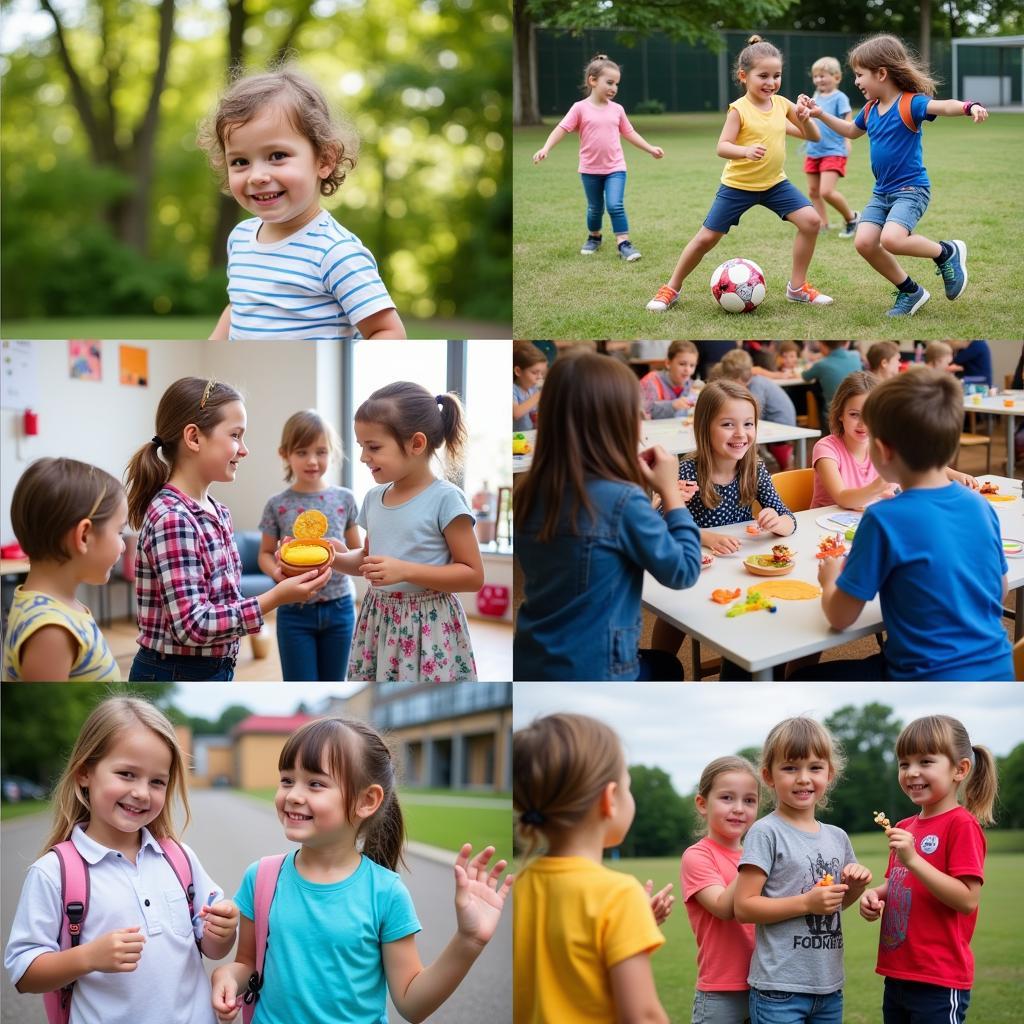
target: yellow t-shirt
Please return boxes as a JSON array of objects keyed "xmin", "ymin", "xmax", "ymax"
[
  {"xmin": 513, "ymin": 856, "xmax": 666, "ymax": 1024},
  {"xmin": 721, "ymin": 94, "xmax": 792, "ymax": 191},
  {"xmin": 3, "ymin": 587, "xmax": 121, "ymax": 681}
]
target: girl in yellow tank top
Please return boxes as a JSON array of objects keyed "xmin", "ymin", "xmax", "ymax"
[{"xmin": 647, "ymin": 36, "xmax": 833, "ymax": 313}]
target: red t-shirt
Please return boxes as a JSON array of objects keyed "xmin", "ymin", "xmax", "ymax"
[
  {"xmin": 680, "ymin": 837, "xmax": 755, "ymax": 991},
  {"xmin": 876, "ymin": 806, "xmax": 986, "ymax": 989}
]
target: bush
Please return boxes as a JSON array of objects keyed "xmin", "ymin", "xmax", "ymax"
[{"xmin": 634, "ymin": 99, "xmax": 666, "ymax": 115}]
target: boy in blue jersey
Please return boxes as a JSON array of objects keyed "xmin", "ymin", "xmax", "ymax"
[{"xmin": 805, "ymin": 369, "xmax": 1013, "ymax": 681}]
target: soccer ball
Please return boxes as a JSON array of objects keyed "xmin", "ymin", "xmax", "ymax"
[{"xmin": 710, "ymin": 258, "xmax": 766, "ymax": 313}]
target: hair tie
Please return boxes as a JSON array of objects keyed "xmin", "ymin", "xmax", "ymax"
[
  {"xmin": 435, "ymin": 394, "xmax": 445, "ymax": 405},
  {"xmin": 151, "ymin": 435, "xmax": 162, "ymax": 448},
  {"xmin": 520, "ymin": 809, "xmax": 545, "ymax": 827}
]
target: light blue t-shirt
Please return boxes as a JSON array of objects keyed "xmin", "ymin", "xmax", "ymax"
[
  {"xmin": 806, "ymin": 90, "xmax": 851, "ymax": 158},
  {"xmin": 747, "ymin": 376, "xmax": 796, "ymax": 426},
  {"xmin": 513, "ymin": 382, "xmax": 540, "ymax": 431},
  {"xmin": 801, "ymin": 348, "xmax": 863, "ymax": 415},
  {"xmin": 854, "ymin": 92, "xmax": 937, "ymax": 194},
  {"xmin": 837, "ymin": 484, "xmax": 1012, "ymax": 680},
  {"xmin": 357, "ymin": 478, "xmax": 475, "ymax": 593},
  {"xmin": 235, "ymin": 852, "xmax": 421, "ymax": 1024}
]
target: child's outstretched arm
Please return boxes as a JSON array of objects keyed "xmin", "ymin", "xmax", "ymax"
[
  {"xmin": 735, "ymin": 865, "xmax": 847, "ymax": 924},
  {"xmin": 787, "ymin": 97, "xmax": 820, "ymax": 142},
  {"xmin": 803, "ymin": 96, "xmax": 865, "ymax": 140},
  {"xmin": 533, "ymin": 126, "xmax": 568, "ymax": 163},
  {"xmin": 927, "ymin": 99, "xmax": 988, "ymax": 122},
  {"xmin": 383, "ymin": 845, "xmax": 513, "ymax": 1024},
  {"xmin": 693, "ymin": 876, "xmax": 742, "ymax": 921},
  {"xmin": 359, "ymin": 517, "xmax": 484, "ymax": 593},
  {"xmin": 210, "ymin": 915, "xmax": 257, "ymax": 1023},
  {"xmin": 622, "ymin": 129, "xmax": 664, "ymax": 158}
]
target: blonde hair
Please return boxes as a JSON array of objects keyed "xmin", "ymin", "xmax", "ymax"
[
  {"xmin": 717, "ymin": 348, "xmax": 755, "ymax": 384},
  {"xmin": 848, "ymin": 34, "xmax": 937, "ymax": 96},
  {"xmin": 513, "ymin": 713, "xmax": 625, "ymax": 861},
  {"xmin": 694, "ymin": 755, "xmax": 758, "ymax": 837},
  {"xmin": 692, "ymin": 379, "xmax": 760, "ymax": 510},
  {"xmin": 278, "ymin": 410, "xmax": 342, "ymax": 483},
  {"xmin": 828, "ymin": 370, "xmax": 879, "ymax": 436},
  {"xmin": 778, "ymin": 340, "xmax": 800, "ymax": 359},
  {"xmin": 896, "ymin": 716, "xmax": 998, "ymax": 826},
  {"xmin": 736, "ymin": 35, "xmax": 782, "ymax": 85},
  {"xmin": 761, "ymin": 717, "xmax": 845, "ymax": 810},
  {"xmin": 41, "ymin": 697, "xmax": 190, "ymax": 855},
  {"xmin": 581, "ymin": 54, "xmax": 620, "ymax": 95},
  {"xmin": 812, "ymin": 56, "xmax": 842, "ymax": 81},
  {"xmin": 924, "ymin": 341, "xmax": 953, "ymax": 366}
]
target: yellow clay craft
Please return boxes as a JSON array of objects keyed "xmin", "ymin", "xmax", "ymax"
[
  {"xmin": 293, "ymin": 509, "xmax": 328, "ymax": 539},
  {"xmin": 281, "ymin": 542, "xmax": 330, "ymax": 566},
  {"xmin": 746, "ymin": 580, "xmax": 821, "ymax": 601}
]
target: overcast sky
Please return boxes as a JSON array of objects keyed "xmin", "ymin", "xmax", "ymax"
[
  {"xmin": 170, "ymin": 682, "xmax": 365, "ymax": 720},
  {"xmin": 512, "ymin": 683, "xmax": 1023, "ymax": 796}
]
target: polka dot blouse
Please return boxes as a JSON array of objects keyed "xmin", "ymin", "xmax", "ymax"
[{"xmin": 678, "ymin": 458, "xmax": 797, "ymax": 530}]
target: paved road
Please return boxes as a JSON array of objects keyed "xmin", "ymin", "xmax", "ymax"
[{"xmin": 1, "ymin": 790, "xmax": 511, "ymax": 1024}]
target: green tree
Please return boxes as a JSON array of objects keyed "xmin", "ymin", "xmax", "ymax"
[
  {"xmin": 619, "ymin": 764, "xmax": 693, "ymax": 857},
  {"xmin": 217, "ymin": 704, "xmax": 255, "ymax": 735},
  {"xmin": 997, "ymin": 743, "xmax": 1024, "ymax": 829}
]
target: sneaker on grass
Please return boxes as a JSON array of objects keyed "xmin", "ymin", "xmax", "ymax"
[
  {"xmin": 785, "ymin": 281, "xmax": 833, "ymax": 305},
  {"xmin": 886, "ymin": 284, "xmax": 930, "ymax": 317},
  {"xmin": 646, "ymin": 284, "xmax": 679, "ymax": 312},
  {"xmin": 580, "ymin": 236, "xmax": 602, "ymax": 255}
]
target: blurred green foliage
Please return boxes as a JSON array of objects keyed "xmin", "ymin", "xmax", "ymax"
[{"xmin": 0, "ymin": 0, "xmax": 511, "ymax": 325}]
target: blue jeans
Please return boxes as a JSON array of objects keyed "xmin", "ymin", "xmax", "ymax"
[
  {"xmin": 276, "ymin": 595, "xmax": 354, "ymax": 681},
  {"xmin": 129, "ymin": 646, "xmax": 235, "ymax": 681},
  {"xmin": 883, "ymin": 978, "xmax": 971, "ymax": 1023},
  {"xmin": 580, "ymin": 170, "xmax": 628, "ymax": 234},
  {"xmin": 749, "ymin": 988, "xmax": 842, "ymax": 1024}
]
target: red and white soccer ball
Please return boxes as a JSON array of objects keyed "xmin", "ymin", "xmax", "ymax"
[{"xmin": 710, "ymin": 258, "xmax": 766, "ymax": 313}]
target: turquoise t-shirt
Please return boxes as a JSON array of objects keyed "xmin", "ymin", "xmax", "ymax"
[{"xmin": 235, "ymin": 852, "xmax": 421, "ymax": 1024}]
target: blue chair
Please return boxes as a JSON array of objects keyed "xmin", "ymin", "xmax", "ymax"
[{"xmin": 235, "ymin": 530, "xmax": 274, "ymax": 598}]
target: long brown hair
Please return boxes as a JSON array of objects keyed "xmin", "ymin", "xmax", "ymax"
[
  {"xmin": 279, "ymin": 717, "xmax": 406, "ymax": 870},
  {"xmin": 692, "ymin": 379, "xmax": 759, "ymax": 510},
  {"xmin": 848, "ymin": 34, "xmax": 937, "ymax": 96},
  {"xmin": 124, "ymin": 377, "xmax": 244, "ymax": 530},
  {"xmin": 42, "ymin": 696, "xmax": 190, "ymax": 855},
  {"xmin": 513, "ymin": 349, "xmax": 645, "ymax": 543},
  {"xmin": 896, "ymin": 716, "xmax": 998, "ymax": 825}
]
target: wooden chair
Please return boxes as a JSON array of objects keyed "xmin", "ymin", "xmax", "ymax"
[
  {"xmin": 771, "ymin": 469, "xmax": 815, "ymax": 513},
  {"xmin": 804, "ymin": 389, "xmax": 821, "ymax": 430},
  {"xmin": 954, "ymin": 432, "xmax": 992, "ymax": 474},
  {"xmin": 1015, "ymin": 636, "xmax": 1024, "ymax": 682}
]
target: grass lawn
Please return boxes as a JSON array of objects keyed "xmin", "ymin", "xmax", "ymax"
[
  {"xmin": 609, "ymin": 829, "xmax": 1024, "ymax": 1023},
  {"xmin": 0, "ymin": 800, "xmax": 48, "ymax": 822},
  {"xmin": 514, "ymin": 113, "xmax": 1024, "ymax": 339}
]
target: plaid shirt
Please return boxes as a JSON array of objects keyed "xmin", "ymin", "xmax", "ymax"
[{"xmin": 135, "ymin": 485, "xmax": 263, "ymax": 657}]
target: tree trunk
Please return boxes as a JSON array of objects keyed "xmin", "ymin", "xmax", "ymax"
[
  {"xmin": 919, "ymin": 0, "xmax": 931, "ymax": 66},
  {"xmin": 513, "ymin": 2, "xmax": 540, "ymax": 126}
]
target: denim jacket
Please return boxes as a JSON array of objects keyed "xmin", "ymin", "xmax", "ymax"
[{"xmin": 514, "ymin": 478, "xmax": 701, "ymax": 681}]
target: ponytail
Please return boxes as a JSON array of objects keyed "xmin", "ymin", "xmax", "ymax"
[
  {"xmin": 435, "ymin": 391, "xmax": 468, "ymax": 478},
  {"xmin": 362, "ymin": 789, "xmax": 406, "ymax": 871},
  {"xmin": 962, "ymin": 745, "xmax": 998, "ymax": 826},
  {"xmin": 125, "ymin": 440, "xmax": 172, "ymax": 531}
]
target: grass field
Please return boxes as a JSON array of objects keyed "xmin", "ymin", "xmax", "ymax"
[
  {"xmin": 514, "ymin": 113, "xmax": 1024, "ymax": 339},
  {"xmin": 0, "ymin": 800, "xmax": 48, "ymax": 822},
  {"xmin": 609, "ymin": 829, "xmax": 1024, "ymax": 1023}
]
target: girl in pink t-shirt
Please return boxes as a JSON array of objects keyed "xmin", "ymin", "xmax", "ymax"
[
  {"xmin": 532, "ymin": 54, "xmax": 663, "ymax": 262},
  {"xmin": 681, "ymin": 756, "xmax": 759, "ymax": 1024},
  {"xmin": 811, "ymin": 370, "xmax": 978, "ymax": 509}
]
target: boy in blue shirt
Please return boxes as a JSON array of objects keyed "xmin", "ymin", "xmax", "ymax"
[
  {"xmin": 809, "ymin": 369, "xmax": 1012, "ymax": 680},
  {"xmin": 801, "ymin": 340, "xmax": 862, "ymax": 419}
]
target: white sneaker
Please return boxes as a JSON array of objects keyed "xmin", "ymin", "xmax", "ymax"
[
  {"xmin": 646, "ymin": 284, "xmax": 679, "ymax": 312},
  {"xmin": 786, "ymin": 281, "xmax": 833, "ymax": 305}
]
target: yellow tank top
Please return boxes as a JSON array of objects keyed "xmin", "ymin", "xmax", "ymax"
[{"xmin": 721, "ymin": 94, "xmax": 791, "ymax": 191}]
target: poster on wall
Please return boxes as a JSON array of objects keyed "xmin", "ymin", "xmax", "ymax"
[
  {"xmin": 68, "ymin": 340, "xmax": 102, "ymax": 381},
  {"xmin": 119, "ymin": 345, "xmax": 149, "ymax": 387},
  {"xmin": 1, "ymin": 340, "xmax": 38, "ymax": 410}
]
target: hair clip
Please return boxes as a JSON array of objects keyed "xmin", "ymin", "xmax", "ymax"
[
  {"xmin": 520, "ymin": 809, "xmax": 545, "ymax": 826},
  {"xmin": 85, "ymin": 485, "xmax": 108, "ymax": 520},
  {"xmin": 200, "ymin": 379, "xmax": 218, "ymax": 409}
]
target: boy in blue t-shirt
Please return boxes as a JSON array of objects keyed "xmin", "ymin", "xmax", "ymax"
[
  {"xmin": 809, "ymin": 369, "xmax": 1012, "ymax": 681},
  {"xmin": 804, "ymin": 57, "xmax": 858, "ymax": 237}
]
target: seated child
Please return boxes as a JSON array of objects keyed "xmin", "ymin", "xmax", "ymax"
[
  {"xmin": 751, "ymin": 339, "xmax": 801, "ymax": 380},
  {"xmin": 809, "ymin": 369, "xmax": 1013, "ymax": 680},
  {"xmin": 639, "ymin": 340, "xmax": 698, "ymax": 419},
  {"xmin": 800, "ymin": 339, "xmax": 862, "ymax": 418},
  {"xmin": 866, "ymin": 340, "xmax": 901, "ymax": 379},
  {"xmin": 514, "ymin": 341, "xmax": 548, "ymax": 430},
  {"xmin": 924, "ymin": 341, "xmax": 954, "ymax": 371}
]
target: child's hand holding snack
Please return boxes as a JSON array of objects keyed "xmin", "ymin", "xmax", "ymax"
[{"xmin": 804, "ymin": 880, "xmax": 848, "ymax": 915}]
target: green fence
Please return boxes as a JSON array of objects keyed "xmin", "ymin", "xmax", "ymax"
[{"xmin": 536, "ymin": 29, "xmax": 964, "ymax": 115}]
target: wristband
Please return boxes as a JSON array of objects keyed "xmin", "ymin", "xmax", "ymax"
[{"xmin": 962, "ymin": 100, "xmax": 978, "ymax": 115}]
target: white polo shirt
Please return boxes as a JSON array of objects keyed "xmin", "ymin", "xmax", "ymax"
[{"xmin": 4, "ymin": 825, "xmax": 221, "ymax": 1024}]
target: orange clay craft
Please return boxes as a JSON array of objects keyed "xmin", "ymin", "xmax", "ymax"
[
  {"xmin": 816, "ymin": 873, "xmax": 835, "ymax": 887},
  {"xmin": 280, "ymin": 509, "xmax": 332, "ymax": 571},
  {"xmin": 980, "ymin": 481, "xmax": 999, "ymax": 495},
  {"xmin": 873, "ymin": 811, "xmax": 892, "ymax": 831},
  {"xmin": 816, "ymin": 534, "xmax": 847, "ymax": 559},
  {"xmin": 711, "ymin": 588, "xmax": 742, "ymax": 604},
  {"xmin": 293, "ymin": 509, "xmax": 328, "ymax": 539},
  {"xmin": 746, "ymin": 524, "xmax": 761, "ymax": 535}
]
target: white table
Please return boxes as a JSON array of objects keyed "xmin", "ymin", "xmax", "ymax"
[
  {"xmin": 512, "ymin": 420, "xmax": 822, "ymax": 474},
  {"xmin": 641, "ymin": 475, "xmax": 1024, "ymax": 680},
  {"xmin": 963, "ymin": 392, "xmax": 1024, "ymax": 478}
]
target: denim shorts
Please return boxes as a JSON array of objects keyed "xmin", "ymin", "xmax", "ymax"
[
  {"xmin": 861, "ymin": 186, "xmax": 931, "ymax": 232},
  {"xmin": 749, "ymin": 988, "xmax": 842, "ymax": 1024},
  {"xmin": 704, "ymin": 180, "xmax": 812, "ymax": 234},
  {"xmin": 883, "ymin": 977, "xmax": 971, "ymax": 1023},
  {"xmin": 693, "ymin": 989, "xmax": 750, "ymax": 1023}
]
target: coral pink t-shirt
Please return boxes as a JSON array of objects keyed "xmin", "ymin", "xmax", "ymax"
[
  {"xmin": 558, "ymin": 99, "xmax": 634, "ymax": 174},
  {"xmin": 681, "ymin": 837, "xmax": 755, "ymax": 992},
  {"xmin": 811, "ymin": 433, "xmax": 878, "ymax": 508}
]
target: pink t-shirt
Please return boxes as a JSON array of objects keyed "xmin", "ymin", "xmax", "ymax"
[
  {"xmin": 558, "ymin": 99, "xmax": 635, "ymax": 174},
  {"xmin": 680, "ymin": 837, "xmax": 755, "ymax": 992},
  {"xmin": 810, "ymin": 433, "xmax": 878, "ymax": 508}
]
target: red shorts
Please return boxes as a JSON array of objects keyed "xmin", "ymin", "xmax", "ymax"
[{"xmin": 804, "ymin": 155, "xmax": 847, "ymax": 176}]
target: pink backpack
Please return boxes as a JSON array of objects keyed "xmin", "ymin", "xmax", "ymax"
[
  {"xmin": 240, "ymin": 853, "xmax": 286, "ymax": 1024},
  {"xmin": 43, "ymin": 837, "xmax": 198, "ymax": 1024}
]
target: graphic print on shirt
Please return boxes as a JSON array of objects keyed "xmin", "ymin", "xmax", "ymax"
[
  {"xmin": 797, "ymin": 853, "xmax": 844, "ymax": 949},
  {"xmin": 880, "ymin": 861, "xmax": 912, "ymax": 951}
]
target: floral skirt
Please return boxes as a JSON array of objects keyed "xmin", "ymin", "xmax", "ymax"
[{"xmin": 347, "ymin": 588, "xmax": 478, "ymax": 682}]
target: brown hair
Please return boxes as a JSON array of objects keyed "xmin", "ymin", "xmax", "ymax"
[
  {"xmin": 42, "ymin": 696, "xmax": 190, "ymax": 855},
  {"xmin": 828, "ymin": 370, "xmax": 879, "ymax": 436},
  {"xmin": 717, "ymin": 348, "xmax": 755, "ymax": 383},
  {"xmin": 694, "ymin": 755, "xmax": 758, "ymax": 837},
  {"xmin": 581, "ymin": 54, "xmax": 620, "ymax": 95},
  {"xmin": 924, "ymin": 341, "xmax": 953, "ymax": 366},
  {"xmin": 778, "ymin": 340, "xmax": 801, "ymax": 358},
  {"xmin": 736, "ymin": 35, "xmax": 783, "ymax": 85},
  {"xmin": 354, "ymin": 381, "xmax": 467, "ymax": 480},
  {"xmin": 666, "ymin": 340, "xmax": 698, "ymax": 362},
  {"xmin": 761, "ymin": 717, "xmax": 845, "ymax": 810},
  {"xmin": 848, "ymin": 34, "xmax": 937, "ymax": 96},
  {"xmin": 513, "ymin": 341, "xmax": 547, "ymax": 378},
  {"xmin": 11, "ymin": 458, "xmax": 124, "ymax": 565},
  {"xmin": 866, "ymin": 341, "xmax": 900, "ymax": 372},
  {"xmin": 896, "ymin": 716, "xmax": 998, "ymax": 825},
  {"xmin": 692, "ymin": 379, "xmax": 760, "ymax": 510},
  {"xmin": 197, "ymin": 67, "xmax": 358, "ymax": 196},
  {"xmin": 513, "ymin": 713, "xmax": 625, "ymax": 860},
  {"xmin": 279, "ymin": 717, "xmax": 405, "ymax": 870},
  {"xmin": 278, "ymin": 410, "xmax": 342, "ymax": 482},
  {"xmin": 513, "ymin": 349, "xmax": 645, "ymax": 543},
  {"xmin": 124, "ymin": 377, "xmax": 245, "ymax": 530},
  {"xmin": 862, "ymin": 368, "xmax": 961, "ymax": 471}
]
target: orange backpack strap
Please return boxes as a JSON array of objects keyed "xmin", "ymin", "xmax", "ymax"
[
  {"xmin": 897, "ymin": 92, "xmax": 919, "ymax": 133},
  {"xmin": 863, "ymin": 97, "xmax": 877, "ymax": 122}
]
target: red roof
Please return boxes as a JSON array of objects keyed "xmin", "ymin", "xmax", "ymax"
[{"xmin": 232, "ymin": 713, "xmax": 314, "ymax": 736}]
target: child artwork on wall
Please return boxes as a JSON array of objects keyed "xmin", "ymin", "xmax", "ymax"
[
  {"xmin": 119, "ymin": 344, "xmax": 148, "ymax": 387},
  {"xmin": 68, "ymin": 340, "xmax": 102, "ymax": 381}
]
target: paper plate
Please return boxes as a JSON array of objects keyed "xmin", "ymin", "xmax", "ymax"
[
  {"xmin": 815, "ymin": 511, "xmax": 862, "ymax": 533},
  {"xmin": 1003, "ymin": 538, "xmax": 1024, "ymax": 558},
  {"xmin": 744, "ymin": 555, "xmax": 796, "ymax": 577}
]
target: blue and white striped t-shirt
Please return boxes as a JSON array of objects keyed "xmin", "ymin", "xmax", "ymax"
[{"xmin": 227, "ymin": 209, "xmax": 395, "ymax": 340}]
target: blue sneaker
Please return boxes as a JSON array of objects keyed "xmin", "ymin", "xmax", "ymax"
[
  {"xmin": 618, "ymin": 240, "xmax": 642, "ymax": 262},
  {"xmin": 580, "ymin": 236, "xmax": 602, "ymax": 255},
  {"xmin": 935, "ymin": 239, "xmax": 967, "ymax": 299},
  {"xmin": 886, "ymin": 284, "xmax": 930, "ymax": 317}
]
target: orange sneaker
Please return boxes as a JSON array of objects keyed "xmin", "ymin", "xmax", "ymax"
[
  {"xmin": 646, "ymin": 284, "xmax": 679, "ymax": 312},
  {"xmin": 786, "ymin": 281, "xmax": 833, "ymax": 305}
]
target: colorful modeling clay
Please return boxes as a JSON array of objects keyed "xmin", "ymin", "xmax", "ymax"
[
  {"xmin": 873, "ymin": 811, "xmax": 892, "ymax": 831},
  {"xmin": 711, "ymin": 588, "xmax": 741, "ymax": 604},
  {"xmin": 816, "ymin": 873, "xmax": 835, "ymax": 887},
  {"xmin": 293, "ymin": 509, "xmax": 328, "ymax": 539},
  {"xmin": 512, "ymin": 433, "xmax": 532, "ymax": 455},
  {"xmin": 816, "ymin": 534, "xmax": 847, "ymax": 559},
  {"xmin": 725, "ymin": 591, "xmax": 777, "ymax": 617},
  {"xmin": 980, "ymin": 481, "xmax": 999, "ymax": 495},
  {"xmin": 746, "ymin": 524, "xmax": 761, "ymax": 535}
]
